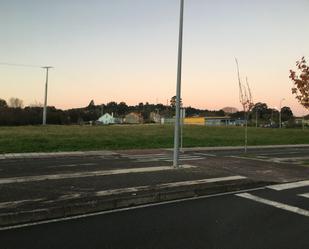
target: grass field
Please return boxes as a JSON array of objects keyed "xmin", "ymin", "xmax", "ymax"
[{"xmin": 0, "ymin": 125, "xmax": 308, "ymax": 153}]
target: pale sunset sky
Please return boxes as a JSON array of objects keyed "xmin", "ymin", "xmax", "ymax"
[{"xmin": 1, "ymin": 0, "xmax": 308, "ymax": 115}]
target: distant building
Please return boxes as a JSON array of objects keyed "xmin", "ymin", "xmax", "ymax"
[
  {"xmin": 295, "ymin": 118, "xmax": 309, "ymax": 126},
  {"xmin": 184, "ymin": 117, "xmax": 205, "ymax": 125},
  {"xmin": 113, "ymin": 117, "xmax": 123, "ymax": 124},
  {"xmin": 150, "ymin": 112, "xmax": 161, "ymax": 123},
  {"xmin": 124, "ymin": 112, "xmax": 143, "ymax": 124},
  {"xmin": 205, "ymin": 116, "xmax": 234, "ymax": 126},
  {"xmin": 160, "ymin": 117, "xmax": 174, "ymax": 124},
  {"xmin": 234, "ymin": 118, "xmax": 246, "ymax": 126},
  {"xmin": 161, "ymin": 116, "xmax": 236, "ymax": 126},
  {"xmin": 97, "ymin": 113, "xmax": 115, "ymax": 125}
]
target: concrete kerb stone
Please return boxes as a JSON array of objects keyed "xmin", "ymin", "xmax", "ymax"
[
  {"xmin": 0, "ymin": 150, "xmax": 118, "ymax": 160},
  {"xmin": 1, "ymin": 144, "xmax": 308, "ymax": 160},
  {"xmin": 0, "ymin": 178, "xmax": 267, "ymax": 228},
  {"xmin": 166, "ymin": 144, "xmax": 309, "ymax": 152}
]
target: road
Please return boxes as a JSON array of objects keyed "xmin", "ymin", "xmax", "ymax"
[
  {"xmin": 0, "ymin": 146, "xmax": 308, "ymax": 248},
  {"xmin": 1, "ymin": 183, "xmax": 309, "ymax": 249}
]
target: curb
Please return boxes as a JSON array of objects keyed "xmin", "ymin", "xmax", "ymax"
[
  {"xmin": 172, "ymin": 144, "xmax": 309, "ymax": 152},
  {"xmin": 0, "ymin": 179, "xmax": 269, "ymax": 228},
  {"xmin": 0, "ymin": 150, "xmax": 118, "ymax": 160},
  {"xmin": 0, "ymin": 144, "xmax": 308, "ymax": 160}
]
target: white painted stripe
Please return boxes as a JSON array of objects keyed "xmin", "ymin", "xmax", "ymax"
[
  {"xmin": 298, "ymin": 193, "xmax": 309, "ymax": 199},
  {"xmin": 130, "ymin": 156, "xmax": 195, "ymax": 160},
  {"xmin": 236, "ymin": 193, "xmax": 309, "ymax": 217},
  {"xmin": 267, "ymin": 180, "xmax": 309, "ymax": 191},
  {"xmin": 136, "ymin": 157, "xmax": 204, "ymax": 162},
  {"xmin": 80, "ymin": 163, "xmax": 97, "ymax": 166},
  {"xmin": 0, "ymin": 165, "xmax": 195, "ymax": 185},
  {"xmin": 258, "ymin": 151, "xmax": 300, "ymax": 156},
  {"xmin": 126, "ymin": 155, "xmax": 201, "ymax": 160},
  {"xmin": 57, "ymin": 193, "xmax": 81, "ymax": 200},
  {"xmin": 0, "ymin": 185, "xmax": 263, "ymax": 232},
  {"xmin": 48, "ymin": 163, "xmax": 97, "ymax": 168},
  {"xmin": 48, "ymin": 164, "xmax": 78, "ymax": 168},
  {"xmin": 166, "ymin": 157, "xmax": 204, "ymax": 162},
  {"xmin": 96, "ymin": 175, "xmax": 247, "ymax": 196},
  {"xmin": 124, "ymin": 154, "xmax": 167, "ymax": 158},
  {"xmin": 0, "ymin": 198, "xmax": 45, "ymax": 209},
  {"xmin": 194, "ymin": 153, "xmax": 216, "ymax": 157}
]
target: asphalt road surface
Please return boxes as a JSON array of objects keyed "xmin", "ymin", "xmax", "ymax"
[
  {"xmin": 1, "ymin": 183, "xmax": 309, "ymax": 249},
  {"xmin": 1, "ymin": 146, "xmax": 308, "ymax": 248}
]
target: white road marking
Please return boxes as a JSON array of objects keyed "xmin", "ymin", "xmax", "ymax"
[
  {"xmin": 48, "ymin": 163, "xmax": 97, "ymax": 168},
  {"xmin": 95, "ymin": 175, "xmax": 247, "ymax": 196},
  {"xmin": 267, "ymin": 180, "xmax": 309, "ymax": 191},
  {"xmin": 236, "ymin": 193, "xmax": 309, "ymax": 217},
  {"xmin": 259, "ymin": 151, "xmax": 300, "ymax": 156},
  {"xmin": 136, "ymin": 157, "xmax": 204, "ymax": 162},
  {"xmin": 80, "ymin": 163, "xmax": 97, "ymax": 166},
  {"xmin": 57, "ymin": 193, "xmax": 82, "ymax": 200},
  {"xmin": 125, "ymin": 154, "xmax": 204, "ymax": 162},
  {"xmin": 165, "ymin": 157, "xmax": 204, "ymax": 162},
  {"xmin": 0, "ymin": 198, "xmax": 45, "ymax": 209},
  {"xmin": 124, "ymin": 154, "xmax": 167, "ymax": 158},
  {"xmin": 193, "ymin": 153, "xmax": 216, "ymax": 157},
  {"xmin": 0, "ymin": 165, "xmax": 196, "ymax": 185},
  {"xmin": 298, "ymin": 193, "xmax": 309, "ymax": 199},
  {"xmin": 0, "ymin": 185, "xmax": 263, "ymax": 232},
  {"xmin": 48, "ymin": 164, "xmax": 78, "ymax": 168}
]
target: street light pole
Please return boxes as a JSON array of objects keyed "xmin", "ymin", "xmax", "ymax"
[
  {"xmin": 42, "ymin": 66, "xmax": 53, "ymax": 125},
  {"xmin": 173, "ymin": 0, "xmax": 184, "ymax": 168},
  {"xmin": 279, "ymin": 98, "xmax": 285, "ymax": 128}
]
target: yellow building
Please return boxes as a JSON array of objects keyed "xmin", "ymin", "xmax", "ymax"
[{"xmin": 184, "ymin": 117, "xmax": 205, "ymax": 125}]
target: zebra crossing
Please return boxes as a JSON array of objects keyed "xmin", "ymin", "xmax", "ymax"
[
  {"xmin": 236, "ymin": 180, "xmax": 309, "ymax": 217},
  {"xmin": 121, "ymin": 153, "xmax": 206, "ymax": 162}
]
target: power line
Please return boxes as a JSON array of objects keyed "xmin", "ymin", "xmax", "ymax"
[{"xmin": 0, "ymin": 62, "xmax": 43, "ymax": 68}]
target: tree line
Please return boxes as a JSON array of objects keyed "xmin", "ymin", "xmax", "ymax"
[
  {"xmin": 0, "ymin": 97, "xmax": 304, "ymax": 126},
  {"xmin": 0, "ymin": 98, "xmax": 225, "ymax": 125}
]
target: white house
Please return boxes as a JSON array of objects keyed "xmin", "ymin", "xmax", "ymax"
[{"xmin": 97, "ymin": 113, "xmax": 115, "ymax": 125}]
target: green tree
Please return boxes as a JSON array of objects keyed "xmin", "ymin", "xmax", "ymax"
[
  {"xmin": 252, "ymin": 102, "xmax": 268, "ymax": 120},
  {"xmin": 281, "ymin": 106, "xmax": 293, "ymax": 122},
  {"xmin": 170, "ymin": 96, "xmax": 182, "ymax": 108},
  {"xmin": 118, "ymin": 102, "xmax": 128, "ymax": 116},
  {"xmin": 0, "ymin": 98, "xmax": 8, "ymax": 108}
]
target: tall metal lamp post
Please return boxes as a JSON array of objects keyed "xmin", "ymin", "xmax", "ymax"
[
  {"xmin": 42, "ymin": 66, "xmax": 53, "ymax": 125},
  {"xmin": 279, "ymin": 98, "xmax": 285, "ymax": 128},
  {"xmin": 173, "ymin": 0, "xmax": 184, "ymax": 168}
]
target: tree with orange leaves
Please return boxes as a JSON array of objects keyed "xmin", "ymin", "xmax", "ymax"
[{"xmin": 289, "ymin": 57, "xmax": 309, "ymax": 110}]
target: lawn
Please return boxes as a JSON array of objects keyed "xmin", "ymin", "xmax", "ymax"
[{"xmin": 0, "ymin": 125, "xmax": 308, "ymax": 153}]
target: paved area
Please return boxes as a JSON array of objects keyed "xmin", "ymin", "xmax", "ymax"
[
  {"xmin": 0, "ymin": 146, "xmax": 308, "ymax": 227},
  {"xmin": 1, "ymin": 183, "xmax": 308, "ymax": 249}
]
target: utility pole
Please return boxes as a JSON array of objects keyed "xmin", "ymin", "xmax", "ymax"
[
  {"xmin": 279, "ymin": 98, "xmax": 285, "ymax": 128},
  {"xmin": 42, "ymin": 66, "xmax": 53, "ymax": 125},
  {"xmin": 173, "ymin": 0, "xmax": 184, "ymax": 168}
]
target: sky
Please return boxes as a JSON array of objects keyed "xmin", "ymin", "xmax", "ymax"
[{"xmin": 0, "ymin": 0, "xmax": 308, "ymax": 116}]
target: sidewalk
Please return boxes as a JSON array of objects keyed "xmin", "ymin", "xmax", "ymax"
[{"xmin": 1, "ymin": 148, "xmax": 309, "ymax": 228}]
